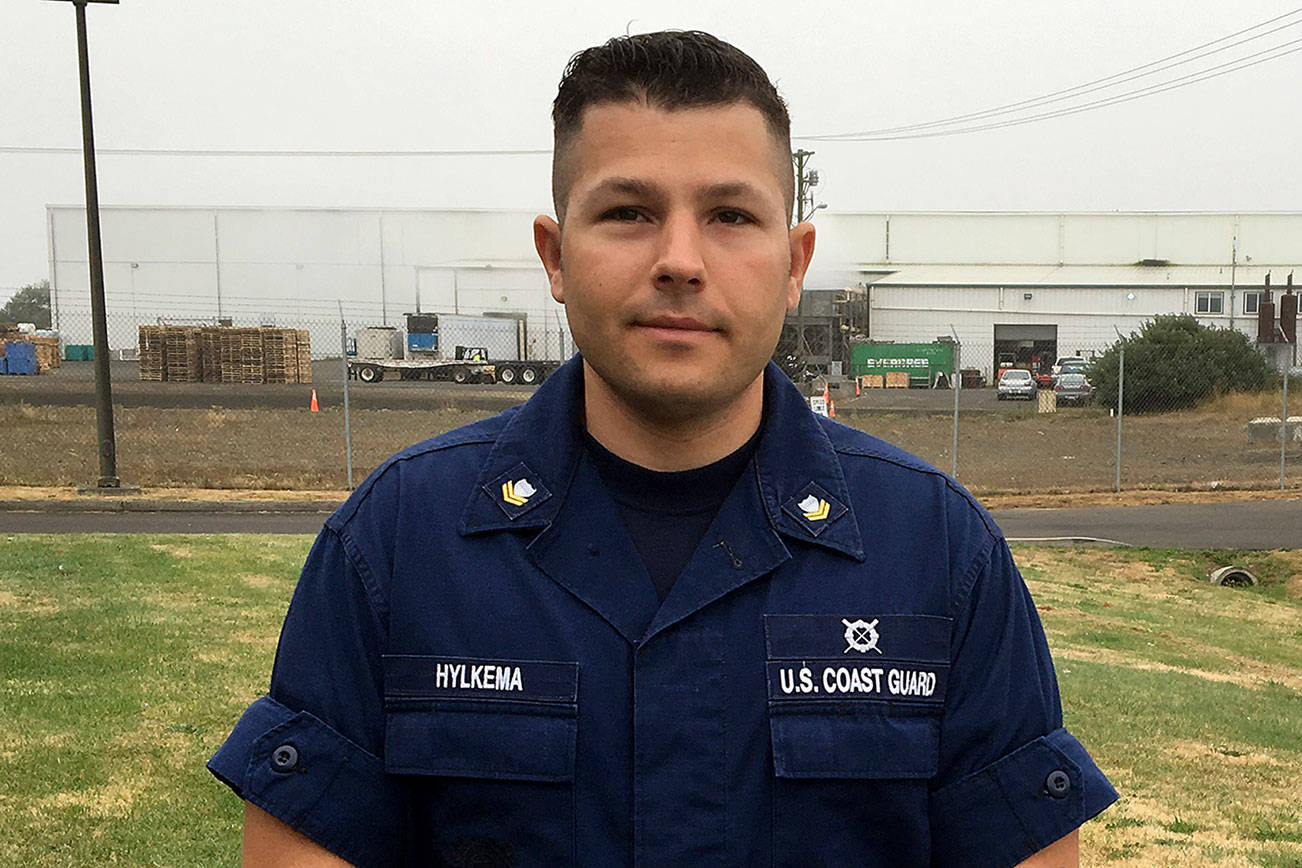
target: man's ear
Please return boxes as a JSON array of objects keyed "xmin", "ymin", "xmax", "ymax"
[
  {"xmin": 534, "ymin": 215, "xmax": 565, "ymax": 304},
  {"xmin": 786, "ymin": 221, "xmax": 816, "ymax": 312}
]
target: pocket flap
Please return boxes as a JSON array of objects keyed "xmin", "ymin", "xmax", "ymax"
[
  {"xmin": 385, "ymin": 706, "xmax": 577, "ymax": 782},
  {"xmin": 770, "ymin": 710, "xmax": 939, "ymax": 780}
]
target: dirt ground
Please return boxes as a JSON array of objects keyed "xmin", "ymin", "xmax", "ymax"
[{"xmin": 0, "ymin": 391, "xmax": 1297, "ymax": 496}]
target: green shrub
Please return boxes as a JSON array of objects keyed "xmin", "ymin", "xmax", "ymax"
[{"xmin": 1088, "ymin": 314, "xmax": 1275, "ymax": 413}]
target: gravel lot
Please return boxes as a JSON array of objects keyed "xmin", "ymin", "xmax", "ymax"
[{"xmin": 2, "ymin": 364, "xmax": 1296, "ymax": 494}]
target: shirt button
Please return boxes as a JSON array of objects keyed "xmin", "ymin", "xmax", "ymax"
[
  {"xmin": 271, "ymin": 744, "xmax": 299, "ymax": 772},
  {"xmin": 1045, "ymin": 769, "xmax": 1071, "ymax": 798}
]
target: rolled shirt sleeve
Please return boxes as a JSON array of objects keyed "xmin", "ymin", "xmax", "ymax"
[
  {"xmin": 929, "ymin": 536, "xmax": 1118, "ymax": 867},
  {"xmin": 207, "ymin": 524, "xmax": 409, "ymax": 868}
]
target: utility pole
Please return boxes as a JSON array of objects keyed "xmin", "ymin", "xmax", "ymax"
[
  {"xmin": 47, "ymin": 0, "xmax": 135, "ymax": 493},
  {"xmin": 791, "ymin": 149, "xmax": 825, "ymax": 384}
]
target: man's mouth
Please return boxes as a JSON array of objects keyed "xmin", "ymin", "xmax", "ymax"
[{"xmin": 635, "ymin": 315, "xmax": 717, "ymax": 332}]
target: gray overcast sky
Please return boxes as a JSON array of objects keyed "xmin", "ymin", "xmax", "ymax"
[{"xmin": 3, "ymin": 0, "xmax": 1300, "ymax": 301}]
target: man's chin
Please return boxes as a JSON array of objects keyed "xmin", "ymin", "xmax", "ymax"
[{"xmin": 617, "ymin": 369, "xmax": 768, "ymax": 427}]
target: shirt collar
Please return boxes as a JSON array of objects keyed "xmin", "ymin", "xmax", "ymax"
[{"xmin": 459, "ymin": 355, "xmax": 864, "ymax": 562}]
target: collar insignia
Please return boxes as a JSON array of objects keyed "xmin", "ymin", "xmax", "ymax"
[
  {"xmin": 485, "ymin": 462, "xmax": 551, "ymax": 520},
  {"xmin": 781, "ymin": 482, "xmax": 847, "ymax": 537}
]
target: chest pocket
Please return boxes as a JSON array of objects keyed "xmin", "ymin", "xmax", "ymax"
[
  {"xmin": 382, "ymin": 655, "xmax": 578, "ymax": 867},
  {"xmin": 763, "ymin": 615, "xmax": 951, "ymax": 867}
]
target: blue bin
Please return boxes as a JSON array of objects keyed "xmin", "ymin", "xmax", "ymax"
[
  {"xmin": 0, "ymin": 356, "xmax": 7, "ymax": 375},
  {"xmin": 5, "ymin": 342, "xmax": 37, "ymax": 375}
]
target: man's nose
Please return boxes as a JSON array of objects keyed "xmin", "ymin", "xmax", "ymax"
[{"xmin": 653, "ymin": 213, "xmax": 705, "ymax": 289}]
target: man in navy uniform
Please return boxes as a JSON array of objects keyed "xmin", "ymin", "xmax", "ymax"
[{"xmin": 211, "ymin": 30, "xmax": 1116, "ymax": 867}]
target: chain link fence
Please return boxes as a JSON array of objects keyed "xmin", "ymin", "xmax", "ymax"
[{"xmin": 1, "ymin": 305, "xmax": 1298, "ymax": 497}]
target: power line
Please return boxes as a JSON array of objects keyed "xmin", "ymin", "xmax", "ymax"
[
  {"xmin": 0, "ymin": 146, "xmax": 551, "ymax": 157},
  {"xmin": 799, "ymin": 37, "xmax": 1302, "ymax": 142},
  {"xmin": 809, "ymin": 8, "xmax": 1302, "ymax": 139},
  {"xmin": 7, "ymin": 9, "xmax": 1302, "ymax": 156}
]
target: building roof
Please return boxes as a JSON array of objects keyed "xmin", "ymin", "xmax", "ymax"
[{"xmin": 862, "ymin": 264, "xmax": 1298, "ymax": 288}]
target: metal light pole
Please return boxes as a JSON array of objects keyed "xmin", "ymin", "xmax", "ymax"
[{"xmin": 50, "ymin": 0, "xmax": 129, "ymax": 491}]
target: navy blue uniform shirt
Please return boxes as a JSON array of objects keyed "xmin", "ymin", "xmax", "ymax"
[{"xmin": 209, "ymin": 356, "xmax": 1116, "ymax": 867}]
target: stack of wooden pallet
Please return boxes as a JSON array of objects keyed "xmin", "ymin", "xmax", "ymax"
[
  {"xmin": 0, "ymin": 327, "xmax": 61, "ymax": 373},
  {"xmin": 238, "ymin": 329, "xmax": 263, "ymax": 383},
  {"xmin": 138, "ymin": 326, "xmax": 167, "ymax": 381},
  {"xmin": 199, "ymin": 329, "xmax": 223, "ymax": 383},
  {"xmin": 296, "ymin": 330, "xmax": 312, "ymax": 384},
  {"xmin": 137, "ymin": 325, "xmax": 311, "ymax": 383},
  {"xmin": 164, "ymin": 327, "xmax": 202, "ymax": 382}
]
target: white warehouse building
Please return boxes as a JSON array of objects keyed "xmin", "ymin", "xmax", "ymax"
[{"xmin": 47, "ymin": 206, "xmax": 1300, "ymax": 376}]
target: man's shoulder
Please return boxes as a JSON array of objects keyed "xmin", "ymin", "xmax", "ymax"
[
  {"xmin": 328, "ymin": 407, "xmax": 518, "ymax": 529},
  {"xmin": 814, "ymin": 415, "xmax": 1000, "ymax": 539}
]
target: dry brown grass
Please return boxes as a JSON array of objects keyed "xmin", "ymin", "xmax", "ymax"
[{"xmin": 1, "ymin": 398, "xmax": 1299, "ymax": 495}]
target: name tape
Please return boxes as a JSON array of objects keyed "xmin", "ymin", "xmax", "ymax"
[
  {"xmin": 382, "ymin": 655, "xmax": 578, "ymax": 704},
  {"xmin": 767, "ymin": 660, "xmax": 948, "ymax": 704}
]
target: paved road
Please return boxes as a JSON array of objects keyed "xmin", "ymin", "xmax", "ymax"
[
  {"xmin": 4, "ymin": 498, "xmax": 1300, "ymax": 549},
  {"xmin": 996, "ymin": 499, "xmax": 1302, "ymax": 549},
  {"xmin": 2, "ymin": 361, "xmax": 1054, "ymax": 415}
]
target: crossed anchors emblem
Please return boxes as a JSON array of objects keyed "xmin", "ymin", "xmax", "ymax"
[
  {"xmin": 842, "ymin": 618, "xmax": 882, "ymax": 654},
  {"xmin": 798, "ymin": 494, "xmax": 830, "ymax": 521},
  {"xmin": 501, "ymin": 478, "xmax": 537, "ymax": 507}
]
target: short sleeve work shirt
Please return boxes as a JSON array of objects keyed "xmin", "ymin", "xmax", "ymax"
[{"xmin": 209, "ymin": 357, "xmax": 1116, "ymax": 867}]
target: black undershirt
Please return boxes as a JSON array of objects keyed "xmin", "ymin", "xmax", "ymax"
[{"xmin": 584, "ymin": 429, "xmax": 762, "ymax": 602}]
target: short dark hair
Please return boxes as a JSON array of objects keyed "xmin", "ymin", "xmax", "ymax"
[{"xmin": 551, "ymin": 30, "xmax": 794, "ymax": 222}]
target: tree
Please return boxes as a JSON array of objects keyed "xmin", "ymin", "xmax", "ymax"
[
  {"xmin": 1088, "ymin": 314, "xmax": 1274, "ymax": 413},
  {"xmin": 0, "ymin": 280, "xmax": 51, "ymax": 329}
]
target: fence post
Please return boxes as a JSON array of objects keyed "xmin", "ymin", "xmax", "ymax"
[
  {"xmin": 949, "ymin": 326, "xmax": 960, "ymax": 478},
  {"xmin": 1283, "ymin": 353, "xmax": 1290, "ymax": 491},
  {"xmin": 1114, "ymin": 330, "xmax": 1125, "ymax": 493},
  {"xmin": 338, "ymin": 305, "xmax": 354, "ymax": 489}
]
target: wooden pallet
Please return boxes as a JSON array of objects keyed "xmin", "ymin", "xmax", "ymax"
[
  {"xmin": 295, "ymin": 330, "xmax": 311, "ymax": 384},
  {"xmin": 164, "ymin": 327, "xmax": 201, "ymax": 382},
  {"xmin": 138, "ymin": 325, "xmax": 166, "ymax": 381}
]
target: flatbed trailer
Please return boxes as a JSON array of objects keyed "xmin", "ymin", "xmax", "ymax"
[{"xmin": 348, "ymin": 356, "xmax": 560, "ymax": 385}]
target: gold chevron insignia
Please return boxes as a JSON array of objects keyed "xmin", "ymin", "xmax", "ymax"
[
  {"xmin": 501, "ymin": 478, "xmax": 536, "ymax": 507},
  {"xmin": 800, "ymin": 497, "xmax": 830, "ymax": 522}
]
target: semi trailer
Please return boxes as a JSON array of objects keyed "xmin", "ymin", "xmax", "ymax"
[{"xmin": 348, "ymin": 313, "xmax": 562, "ymax": 385}]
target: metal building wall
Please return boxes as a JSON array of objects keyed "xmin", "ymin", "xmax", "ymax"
[
  {"xmin": 48, "ymin": 206, "xmax": 549, "ymax": 355},
  {"xmin": 48, "ymin": 206, "xmax": 1301, "ymax": 359}
]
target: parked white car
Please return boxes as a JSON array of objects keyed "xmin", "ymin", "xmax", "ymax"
[{"xmin": 997, "ymin": 368, "xmax": 1037, "ymax": 400}]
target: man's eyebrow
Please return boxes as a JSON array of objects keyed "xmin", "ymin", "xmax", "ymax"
[
  {"xmin": 698, "ymin": 181, "xmax": 767, "ymax": 202},
  {"xmin": 584, "ymin": 178, "xmax": 768, "ymax": 203},
  {"xmin": 585, "ymin": 177, "xmax": 665, "ymax": 200}
]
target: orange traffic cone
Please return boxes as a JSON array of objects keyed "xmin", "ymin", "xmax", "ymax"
[
  {"xmin": 855, "ymin": 376, "xmax": 862, "ymax": 397},
  {"xmin": 823, "ymin": 383, "xmax": 835, "ymax": 418},
  {"xmin": 309, "ymin": 389, "xmax": 319, "ymax": 413}
]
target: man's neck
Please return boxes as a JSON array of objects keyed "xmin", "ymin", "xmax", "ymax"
[{"xmin": 581, "ymin": 363, "xmax": 764, "ymax": 472}]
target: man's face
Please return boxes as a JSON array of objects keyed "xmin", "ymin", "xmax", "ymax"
[{"xmin": 535, "ymin": 101, "xmax": 815, "ymax": 425}]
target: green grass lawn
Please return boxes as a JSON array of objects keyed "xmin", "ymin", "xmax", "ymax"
[{"xmin": 1, "ymin": 535, "xmax": 1299, "ymax": 867}]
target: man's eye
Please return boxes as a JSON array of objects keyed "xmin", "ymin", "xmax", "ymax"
[
  {"xmin": 604, "ymin": 207, "xmax": 645, "ymax": 222},
  {"xmin": 715, "ymin": 209, "xmax": 753, "ymax": 225}
]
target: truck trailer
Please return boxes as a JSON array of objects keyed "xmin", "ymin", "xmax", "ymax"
[
  {"xmin": 349, "ymin": 313, "xmax": 562, "ymax": 385},
  {"xmin": 848, "ymin": 341, "xmax": 957, "ymax": 388}
]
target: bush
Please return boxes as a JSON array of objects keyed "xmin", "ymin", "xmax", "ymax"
[
  {"xmin": 1088, "ymin": 314, "xmax": 1275, "ymax": 413},
  {"xmin": 0, "ymin": 280, "xmax": 51, "ymax": 329}
]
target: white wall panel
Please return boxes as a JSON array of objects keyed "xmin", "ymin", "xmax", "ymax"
[
  {"xmin": 888, "ymin": 214, "xmax": 1060, "ymax": 264},
  {"xmin": 1061, "ymin": 214, "xmax": 1237, "ymax": 264},
  {"xmin": 1238, "ymin": 214, "xmax": 1302, "ymax": 265},
  {"xmin": 216, "ymin": 210, "xmax": 380, "ymax": 265},
  {"xmin": 382, "ymin": 211, "xmax": 538, "ymax": 266},
  {"xmin": 811, "ymin": 214, "xmax": 888, "ymax": 264}
]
